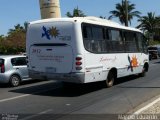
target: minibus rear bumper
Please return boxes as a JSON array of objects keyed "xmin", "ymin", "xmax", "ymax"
[{"xmin": 29, "ymin": 70, "xmax": 85, "ymax": 83}]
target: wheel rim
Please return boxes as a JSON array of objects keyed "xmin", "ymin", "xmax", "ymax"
[
  {"xmin": 106, "ymin": 72, "xmax": 114, "ymax": 87},
  {"xmin": 11, "ymin": 76, "xmax": 20, "ymax": 86},
  {"xmin": 108, "ymin": 76, "xmax": 114, "ymax": 86}
]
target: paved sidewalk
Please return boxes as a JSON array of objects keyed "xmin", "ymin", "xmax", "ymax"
[
  {"xmin": 129, "ymin": 96, "xmax": 160, "ymax": 120},
  {"xmin": 129, "ymin": 94, "xmax": 160, "ymax": 115},
  {"xmin": 141, "ymin": 100, "xmax": 160, "ymax": 114}
]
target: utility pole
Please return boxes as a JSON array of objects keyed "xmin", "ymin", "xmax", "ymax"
[
  {"xmin": 125, "ymin": 0, "xmax": 128, "ymax": 26},
  {"xmin": 39, "ymin": 0, "xmax": 61, "ymax": 19}
]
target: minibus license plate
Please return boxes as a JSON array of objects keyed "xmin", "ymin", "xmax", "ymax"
[{"xmin": 46, "ymin": 67, "xmax": 56, "ymax": 73}]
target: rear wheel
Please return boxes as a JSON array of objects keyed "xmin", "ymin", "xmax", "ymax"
[
  {"xmin": 139, "ymin": 68, "xmax": 146, "ymax": 77},
  {"xmin": 9, "ymin": 75, "xmax": 21, "ymax": 87},
  {"xmin": 105, "ymin": 71, "xmax": 115, "ymax": 88}
]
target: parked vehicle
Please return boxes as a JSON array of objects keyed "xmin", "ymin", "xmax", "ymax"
[
  {"xmin": 148, "ymin": 46, "xmax": 160, "ymax": 60},
  {"xmin": 153, "ymin": 45, "xmax": 160, "ymax": 57},
  {"xmin": 0, "ymin": 55, "xmax": 31, "ymax": 87}
]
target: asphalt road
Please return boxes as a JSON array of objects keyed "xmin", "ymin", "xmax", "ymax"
[{"xmin": 0, "ymin": 59, "xmax": 160, "ymax": 120}]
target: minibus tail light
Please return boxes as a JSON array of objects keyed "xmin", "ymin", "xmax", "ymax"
[
  {"xmin": 75, "ymin": 57, "xmax": 82, "ymax": 70},
  {"xmin": 76, "ymin": 57, "xmax": 82, "ymax": 61},
  {"xmin": 76, "ymin": 62, "xmax": 82, "ymax": 66}
]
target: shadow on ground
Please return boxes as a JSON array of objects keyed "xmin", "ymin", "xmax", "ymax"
[
  {"xmin": 0, "ymin": 83, "xmax": 9, "ymax": 88},
  {"xmin": 115, "ymin": 75, "xmax": 140, "ymax": 85},
  {"xmin": 0, "ymin": 79, "xmax": 46, "ymax": 88},
  {"xmin": 8, "ymin": 75, "xmax": 142, "ymax": 97},
  {"xmin": 153, "ymin": 61, "xmax": 160, "ymax": 64},
  {"xmin": 9, "ymin": 81, "xmax": 105, "ymax": 97}
]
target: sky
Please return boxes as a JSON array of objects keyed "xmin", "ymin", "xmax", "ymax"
[{"xmin": 0, "ymin": 0, "xmax": 160, "ymax": 35}]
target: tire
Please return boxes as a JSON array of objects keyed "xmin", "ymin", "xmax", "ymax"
[
  {"xmin": 105, "ymin": 71, "xmax": 115, "ymax": 88},
  {"xmin": 139, "ymin": 68, "xmax": 146, "ymax": 77},
  {"xmin": 9, "ymin": 75, "xmax": 21, "ymax": 87}
]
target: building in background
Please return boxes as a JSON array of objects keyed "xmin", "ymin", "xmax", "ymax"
[{"xmin": 39, "ymin": 0, "xmax": 61, "ymax": 19}]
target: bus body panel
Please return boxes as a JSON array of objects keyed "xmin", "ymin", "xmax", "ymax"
[
  {"xmin": 83, "ymin": 52, "xmax": 147, "ymax": 83},
  {"xmin": 27, "ymin": 20, "xmax": 85, "ymax": 81},
  {"xmin": 29, "ymin": 45, "xmax": 73, "ymax": 74}
]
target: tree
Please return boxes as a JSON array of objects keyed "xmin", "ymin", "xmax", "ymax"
[
  {"xmin": 0, "ymin": 35, "xmax": 5, "ymax": 40},
  {"xmin": 137, "ymin": 12, "xmax": 160, "ymax": 40},
  {"xmin": 24, "ymin": 21, "xmax": 29, "ymax": 31},
  {"xmin": 4, "ymin": 23, "xmax": 27, "ymax": 54},
  {"xmin": 8, "ymin": 24, "xmax": 26, "ymax": 36},
  {"xmin": 0, "ymin": 23, "xmax": 27, "ymax": 54},
  {"xmin": 108, "ymin": 0, "xmax": 141, "ymax": 26},
  {"xmin": 66, "ymin": 6, "xmax": 86, "ymax": 17},
  {"xmin": 99, "ymin": 16, "xmax": 106, "ymax": 19}
]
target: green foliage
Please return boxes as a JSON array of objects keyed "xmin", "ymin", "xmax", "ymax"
[
  {"xmin": 99, "ymin": 16, "xmax": 106, "ymax": 19},
  {"xmin": 137, "ymin": 12, "xmax": 160, "ymax": 41},
  {"xmin": 137, "ymin": 12, "xmax": 160, "ymax": 33},
  {"xmin": 0, "ymin": 23, "xmax": 27, "ymax": 55},
  {"xmin": 0, "ymin": 35, "xmax": 5, "ymax": 39},
  {"xmin": 66, "ymin": 6, "xmax": 86, "ymax": 17},
  {"xmin": 108, "ymin": 0, "xmax": 141, "ymax": 26},
  {"xmin": 149, "ymin": 40, "xmax": 160, "ymax": 46}
]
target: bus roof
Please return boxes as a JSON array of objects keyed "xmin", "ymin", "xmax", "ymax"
[{"xmin": 29, "ymin": 16, "xmax": 142, "ymax": 33}]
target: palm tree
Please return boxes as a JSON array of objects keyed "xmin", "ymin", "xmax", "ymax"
[
  {"xmin": 66, "ymin": 6, "xmax": 86, "ymax": 17},
  {"xmin": 108, "ymin": 0, "xmax": 141, "ymax": 26},
  {"xmin": 24, "ymin": 21, "xmax": 29, "ymax": 31},
  {"xmin": 137, "ymin": 12, "xmax": 160, "ymax": 40},
  {"xmin": 8, "ymin": 24, "xmax": 25, "ymax": 36}
]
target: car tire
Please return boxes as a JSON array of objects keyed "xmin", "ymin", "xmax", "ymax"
[
  {"xmin": 9, "ymin": 75, "xmax": 21, "ymax": 87},
  {"xmin": 105, "ymin": 71, "xmax": 115, "ymax": 88}
]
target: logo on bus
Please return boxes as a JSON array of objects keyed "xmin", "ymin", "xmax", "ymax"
[
  {"xmin": 128, "ymin": 55, "xmax": 139, "ymax": 72},
  {"xmin": 42, "ymin": 26, "xmax": 60, "ymax": 40}
]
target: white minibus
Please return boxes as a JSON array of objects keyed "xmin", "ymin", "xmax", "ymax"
[{"xmin": 26, "ymin": 17, "xmax": 149, "ymax": 87}]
